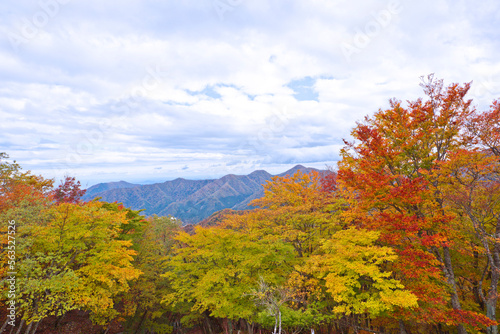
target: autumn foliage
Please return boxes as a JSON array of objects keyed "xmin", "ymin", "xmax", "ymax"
[{"xmin": 1, "ymin": 75, "xmax": 500, "ymax": 334}]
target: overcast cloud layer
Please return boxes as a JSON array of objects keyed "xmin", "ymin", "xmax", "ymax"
[{"xmin": 1, "ymin": 0, "xmax": 499, "ymax": 186}]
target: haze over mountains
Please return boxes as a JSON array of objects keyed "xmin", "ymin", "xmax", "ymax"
[{"xmin": 83, "ymin": 165, "xmax": 323, "ymax": 224}]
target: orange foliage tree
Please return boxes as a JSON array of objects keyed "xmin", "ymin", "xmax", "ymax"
[{"xmin": 337, "ymin": 75, "xmax": 496, "ymax": 333}]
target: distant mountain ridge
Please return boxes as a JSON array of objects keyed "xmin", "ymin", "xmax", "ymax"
[
  {"xmin": 84, "ymin": 181, "xmax": 141, "ymax": 199},
  {"xmin": 83, "ymin": 165, "xmax": 324, "ymax": 224}
]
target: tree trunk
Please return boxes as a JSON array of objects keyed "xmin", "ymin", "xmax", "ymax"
[
  {"xmin": 15, "ymin": 320, "xmax": 25, "ymax": 334},
  {"xmin": 30, "ymin": 321, "xmax": 40, "ymax": 334},
  {"xmin": 0, "ymin": 319, "xmax": 10, "ymax": 333},
  {"xmin": 24, "ymin": 322, "xmax": 33, "ymax": 334},
  {"xmin": 245, "ymin": 319, "xmax": 254, "ymax": 334},
  {"xmin": 54, "ymin": 312, "xmax": 66, "ymax": 329},
  {"xmin": 442, "ymin": 246, "xmax": 467, "ymax": 334},
  {"xmin": 278, "ymin": 310, "xmax": 282, "ymax": 334},
  {"xmin": 222, "ymin": 318, "xmax": 229, "ymax": 334},
  {"xmin": 487, "ymin": 297, "xmax": 499, "ymax": 334},
  {"xmin": 204, "ymin": 313, "xmax": 214, "ymax": 334},
  {"xmin": 474, "ymin": 223, "xmax": 500, "ymax": 334},
  {"xmin": 472, "ymin": 249, "xmax": 487, "ymax": 311},
  {"xmin": 134, "ymin": 310, "xmax": 149, "ymax": 334},
  {"xmin": 486, "ymin": 240, "xmax": 500, "ymax": 334},
  {"xmin": 399, "ymin": 320, "xmax": 407, "ymax": 334},
  {"xmin": 327, "ymin": 322, "xmax": 333, "ymax": 334}
]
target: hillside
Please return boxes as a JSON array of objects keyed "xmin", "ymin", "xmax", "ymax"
[
  {"xmin": 83, "ymin": 165, "xmax": 322, "ymax": 223},
  {"xmin": 83, "ymin": 180, "xmax": 140, "ymax": 198}
]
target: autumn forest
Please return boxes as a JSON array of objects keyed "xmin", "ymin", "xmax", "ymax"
[{"xmin": 2, "ymin": 75, "xmax": 500, "ymax": 334}]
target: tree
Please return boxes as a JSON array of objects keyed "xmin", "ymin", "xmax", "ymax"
[
  {"xmin": 337, "ymin": 75, "xmax": 494, "ymax": 332},
  {"xmin": 249, "ymin": 171, "xmax": 340, "ymax": 260},
  {"xmin": 250, "ymin": 277, "xmax": 293, "ymax": 334},
  {"xmin": 14, "ymin": 201, "xmax": 142, "ymax": 326},
  {"xmin": 0, "ymin": 153, "xmax": 53, "ymax": 213},
  {"xmin": 51, "ymin": 176, "xmax": 86, "ymax": 204},
  {"xmin": 306, "ymin": 228, "xmax": 418, "ymax": 316},
  {"xmin": 122, "ymin": 215, "xmax": 183, "ymax": 334},
  {"xmin": 437, "ymin": 149, "xmax": 500, "ymax": 334},
  {"xmin": 163, "ymin": 224, "xmax": 294, "ymax": 326},
  {"xmin": 218, "ymin": 171, "xmax": 417, "ymax": 333},
  {"xmin": 431, "ymin": 99, "xmax": 500, "ymax": 334}
]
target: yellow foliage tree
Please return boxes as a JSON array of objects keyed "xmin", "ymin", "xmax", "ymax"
[
  {"xmin": 17, "ymin": 201, "xmax": 142, "ymax": 325},
  {"xmin": 305, "ymin": 228, "xmax": 418, "ymax": 316}
]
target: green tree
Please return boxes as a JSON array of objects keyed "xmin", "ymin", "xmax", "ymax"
[
  {"xmin": 123, "ymin": 215, "xmax": 183, "ymax": 334},
  {"xmin": 15, "ymin": 201, "xmax": 142, "ymax": 326},
  {"xmin": 163, "ymin": 224, "xmax": 294, "ymax": 327}
]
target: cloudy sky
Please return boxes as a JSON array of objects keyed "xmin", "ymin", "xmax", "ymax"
[{"xmin": 0, "ymin": 0, "xmax": 499, "ymax": 187}]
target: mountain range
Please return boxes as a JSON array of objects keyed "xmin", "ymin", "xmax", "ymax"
[{"xmin": 83, "ymin": 165, "xmax": 323, "ymax": 224}]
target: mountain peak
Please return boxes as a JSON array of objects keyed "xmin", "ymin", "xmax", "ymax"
[
  {"xmin": 83, "ymin": 165, "xmax": 325, "ymax": 224},
  {"xmin": 249, "ymin": 169, "xmax": 270, "ymax": 176},
  {"xmin": 83, "ymin": 180, "xmax": 140, "ymax": 197},
  {"xmin": 169, "ymin": 177, "xmax": 186, "ymax": 182},
  {"xmin": 279, "ymin": 164, "xmax": 316, "ymax": 177}
]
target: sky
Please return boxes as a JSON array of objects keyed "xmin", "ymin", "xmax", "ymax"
[{"xmin": 0, "ymin": 0, "xmax": 499, "ymax": 187}]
